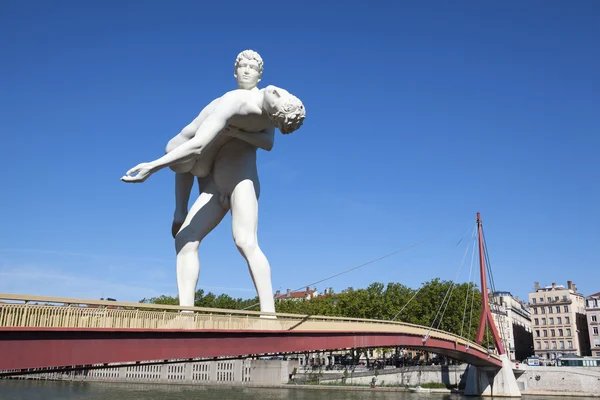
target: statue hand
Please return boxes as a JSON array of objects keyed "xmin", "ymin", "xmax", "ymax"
[{"xmin": 121, "ymin": 162, "xmax": 155, "ymax": 183}]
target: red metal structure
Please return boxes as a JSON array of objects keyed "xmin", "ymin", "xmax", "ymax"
[
  {"xmin": 0, "ymin": 213, "xmax": 509, "ymax": 374},
  {"xmin": 0, "ymin": 327, "xmax": 501, "ymax": 372},
  {"xmin": 474, "ymin": 212, "xmax": 505, "ymax": 354}
]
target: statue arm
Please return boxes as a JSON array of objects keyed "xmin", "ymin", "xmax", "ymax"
[
  {"xmin": 224, "ymin": 126, "xmax": 275, "ymax": 151},
  {"xmin": 165, "ymin": 121, "xmax": 200, "ymax": 153},
  {"xmin": 121, "ymin": 94, "xmax": 250, "ymax": 183},
  {"xmin": 165, "ymin": 98, "xmax": 221, "ymax": 153},
  {"xmin": 151, "ymin": 111, "xmax": 235, "ymax": 170}
]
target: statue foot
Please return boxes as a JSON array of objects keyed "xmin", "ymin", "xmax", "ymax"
[{"xmin": 172, "ymin": 220, "xmax": 184, "ymax": 239}]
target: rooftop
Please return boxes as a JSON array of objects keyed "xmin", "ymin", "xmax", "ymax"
[
  {"xmin": 274, "ymin": 287, "xmax": 319, "ymax": 300},
  {"xmin": 533, "ymin": 281, "xmax": 580, "ymax": 294}
]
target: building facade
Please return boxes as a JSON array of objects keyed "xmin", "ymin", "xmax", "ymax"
[
  {"xmin": 274, "ymin": 287, "xmax": 320, "ymax": 302},
  {"xmin": 491, "ymin": 291, "xmax": 533, "ymax": 361},
  {"xmin": 528, "ymin": 281, "xmax": 589, "ymax": 362},
  {"xmin": 586, "ymin": 292, "xmax": 600, "ymax": 356}
]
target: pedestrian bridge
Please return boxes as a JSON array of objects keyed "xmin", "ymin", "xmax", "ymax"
[{"xmin": 0, "ymin": 293, "xmax": 502, "ymax": 373}]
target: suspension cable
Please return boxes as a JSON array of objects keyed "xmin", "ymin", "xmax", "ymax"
[
  {"xmin": 460, "ymin": 235, "xmax": 477, "ymax": 338},
  {"xmin": 423, "ymin": 225, "xmax": 477, "ymax": 341},
  {"xmin": 481, "ymin": 223, "xmax": 507, "ymax": 351},
  {"xmin": 435, "ymin": 231, "xmax": 477, "ymax": 331},
  {"xmin": 482, "ymin": 227, "xmax": 497, "ymax": 293},
  {"xmin": 466, "ymin": 276, "xmax": 476, "ymax": 346},
  {"xmin": 432, "ymin": 226, "xmax": 477, "ymax": 331},
  {"xmin": 242, "ymin": 231, "xmax": 446, "ymax": 311},
  {"xmin": 391, "ymin": 224, "xmax": 475, "ymax": 321}
]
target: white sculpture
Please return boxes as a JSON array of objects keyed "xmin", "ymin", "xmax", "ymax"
[
  {"xmin": 121, "ymin": 50, "xmax": 306, "ymax": 314},
  {"xmin": 168, "ymin": 50, "xmax": 268, "ymax": 238}
]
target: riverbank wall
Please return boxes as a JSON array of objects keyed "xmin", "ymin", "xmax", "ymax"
[
  {"xmin": 6, "ymin": 362, "xmax": 600, "ymax": 397},
  {"xmin": 315, "ymin": 365, "xmax": 600, "ymax": 397},
  {"xmin": 314, "ymin": 365, "xmax": 468, "ymax": 387},
  {"xmin": 515, "ymin": 366, "xmax": 600, "ymax": 397},
  {"xmin": 4, "ymin": 359, "xmax": 298, "ymax": 386}
]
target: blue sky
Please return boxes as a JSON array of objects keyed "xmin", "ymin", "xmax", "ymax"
[{"xmin": 0, "ymin": 1, "xmax": 598, "ymax": 304}]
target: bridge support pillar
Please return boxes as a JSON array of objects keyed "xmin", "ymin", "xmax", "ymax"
[{"xmin": 465, "ymin": 354, "xmax": 521, "ymax": 397}]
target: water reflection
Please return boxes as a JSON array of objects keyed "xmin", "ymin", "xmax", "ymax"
[{"xmin": 0, "ymin": 380, "xmax": 595, "ymax": 400}]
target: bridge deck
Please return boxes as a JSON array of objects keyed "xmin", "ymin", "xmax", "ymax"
[{"xmin": 0, "ymin": 294, "xmax": 501, "ymax": 371}]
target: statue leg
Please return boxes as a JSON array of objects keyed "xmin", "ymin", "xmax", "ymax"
[
  {"xmin": 172, "ymin": 171, "xmax": 195, "ymax": 238},
  {"xmin": 171, "ymin": 142, "xmax": 221, "ymax": 238},
  {"xmin": 175, "ymin": 177, "xmax": 227, "ymax": 307},
  {"xmin": 167, "ymin": 135, "xmax": 198, "ymax": 239},
  {"xmin": 230, "ymin": 179, "xmax": 276, "ymax": 314}
]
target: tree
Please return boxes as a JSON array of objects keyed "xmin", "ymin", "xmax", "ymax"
[
  {"xmin": 140, "ymin": 279, "xmax": 485, "ymax": 343},
  {"xmin": 139, "ymin": 294, "xmax": 178, "ymax": 306}
]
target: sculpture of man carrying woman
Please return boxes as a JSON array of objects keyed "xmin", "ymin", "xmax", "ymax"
[{"xmin": 122, "ymin": 50, "xmax": 306, "ymax": 314}]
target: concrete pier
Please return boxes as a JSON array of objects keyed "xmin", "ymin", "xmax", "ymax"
[{"xmin": 464, "ymin": 354, "xmax": 521, "ymax": 397}]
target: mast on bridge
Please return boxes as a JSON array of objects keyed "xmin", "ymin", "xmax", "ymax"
[
  {"xmin": 464, "ymin": 213, "xmax": 520, "ymax": 398},
  {"xmin": 475, "ymin": 212, "xmax": 505, "ymax": 355}
]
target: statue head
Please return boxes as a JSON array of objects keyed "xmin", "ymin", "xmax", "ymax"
[
  {"xmin": 263, "ymin": 85, "xmax": 306, "ymax": 134},
  {"xmin": 234, "ymin": 50, "xmax": 263, "ymax": 90}
]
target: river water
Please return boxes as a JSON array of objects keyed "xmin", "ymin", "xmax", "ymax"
[{"xmin": 0, "ymin": 381, "xmax": 596, "ymax": 400}]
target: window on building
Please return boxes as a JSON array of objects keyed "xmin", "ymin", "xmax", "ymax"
[
  {"xmin": 554, "ymin": 296, "xmax": 559, "ymax": 301},
  {"xmin": 540, "ymin": 297, "xmax": 544, "ymax": 302},
  {"xmin": 593, "ymin": 327, "xmax": 599, "ymax": 335},
  {"xmin": 536, "ymin": 342, "xmax": 541, "ymax": 350},
  {"xmin": 532, "ymin": 298, "xmax": 537, "ymax": 304},
  {"xmin": 548, "ymin": 307, "xmax": 553, "ymax": 314},
  {"xmin": 535, "ymin": 330, "xmax": 540, "ymax": 337},
  {"xmin": 551, "ymin": 329, "xmax": 556, "ymax": 337},
  {"xmin": 558, "ymin": 329, "xmax": 563, "ymax": 336},
  {"xmin": 559, "ymin": 341, "xmax": 565, "ymax": 349},
  {"xmin": 549, "ymin": 317, "xmax": 554, "ymax": 325},
  {"xmin": 564, "ymin": 306, "xmax": 569, "ymax": 312},
  {"xmin": 541, "ymin": 307, "xmax": 546, "ymax": 314},
  {"xmin": 567, "ymin": 341, "xmax": 573, "ymax": 349},
  {"xmin": 552, "ymin": 341, "xmax": 557, "ymax": 349},
  {"xmin": 543, "ymin": 330, "xmax": 548, "ymax": 337},
  {"xmin": 544, "ymin": 342, "xmax": 549, "ymax": 349},
  {"xmin": 557, "ymin": 317, "xmax": 562, "ymax": 324},
  {"xmin": 534, "ymin": 318, "xmax": 539, "ymax": 325},
  {"xmin": 592, "ymin": 315, "xmax": 598, "ymax": 322},
  {"xmin": 562, "ymin": 295, "xmax": 567, "ymax": 301},
  {"xmin": 555, "ymin": 306, "xmax": 560, "ymax": 313},
  {"xmin": 565, "ymin": 316, "xmax": 570, "ymax": 324},
  {"xmin": 566, "ymin": 328, "xmax": 572, "ymax": 336},
  {"xmin": 595, "ymin": 339, "xmax": 600, "ymax": 348},
  {"xmin": 542, "ymin": 318, "xmax": 546, "ymax": 325},
  {"xmin": 533, "ymin": 308, "xmax": 538, "ymax": 315},
  {"xmin": 547, "ymin": 297, "xmax": 552, "ymax": 302}
]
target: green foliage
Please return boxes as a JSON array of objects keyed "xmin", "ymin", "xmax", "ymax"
[
  {"xmin": 420, "ymin": 382, "xmax": 449, "ymax": 388},
  {"xmin": 140, "ymin": 295, "xmax": 179, "ymax": 305},
  {"xmin": 273, "ymin": 279, "xmax": 483, "ymax": 341},
  {"xmin": 306, "ymin": 368, "xmax": 323, "ymax": 384},
  {"xmin": 140, "ymin": 290, "xmax": 260, "ymax": 311},
  {"xmin": 141, "ymin": 279, "xmax": 485, "ymax": 342}
]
